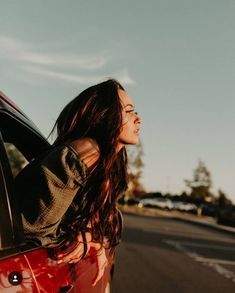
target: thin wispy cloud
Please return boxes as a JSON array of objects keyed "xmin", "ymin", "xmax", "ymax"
[
  {"xmin": 21, "ymin": 52, "xmax": 107, "ymax": 70},
  {"xmin": 0, "ymin": 35, "xmax": 106, "ymax": 70},
  {"xmin": 114, "ymin": 68, "xmax": 136, "ymax": 85},
  {"xmin": 0, "ymin": 36, "xmax": 23, "ymax": 51},
  {"xmin": 23, "ymin": 66, "xmax": 102, "ymax": 84},
  {"xmin": 0, "ymin": 35, "xmax": 136, "ymax": 85},
  {"xmin": 23, "ymin": 66, "xmax": 136, "ymax": 85}
]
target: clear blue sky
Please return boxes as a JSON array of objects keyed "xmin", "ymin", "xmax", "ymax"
[{"xmin": 1, "ymin": 0, "xmax": 235, "ymax": 202}]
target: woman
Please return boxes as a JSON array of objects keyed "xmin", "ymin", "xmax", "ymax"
[{"xmin": 15, "ymin": 79, "xmax": 141, "ymax": 286}]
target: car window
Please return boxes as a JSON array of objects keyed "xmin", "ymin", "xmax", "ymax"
[
  {"xmin": 0, "ymin": 111, "xmax": 49, "ymax": 161},
  {"xmin": 0, "ymin": 111, "xmax": 49, "ymax": 255},
  {"xmin": 4, "ymin": 143, "xmax": 28, "ymax": 178}
]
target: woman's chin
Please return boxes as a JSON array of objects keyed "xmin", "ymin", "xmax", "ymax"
[
  {"xmin": 117, "ymin": 137, "xmax": 139, "ymax": 148},
  {"xmin": 126, "ymin": 138, "xmax": 139, "ymax": 145}
]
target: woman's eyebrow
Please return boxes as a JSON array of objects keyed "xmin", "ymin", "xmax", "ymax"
[{"xmin": 124, "ymin": 103, "xmax": 134, "ymax": 108}]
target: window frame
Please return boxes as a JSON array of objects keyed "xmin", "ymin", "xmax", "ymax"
[{"xmin": 0, "ymin": 108, "xmax": 50, "ymax": 259}]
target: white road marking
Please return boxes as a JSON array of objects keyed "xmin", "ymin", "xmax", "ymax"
[
  {"xmin": 195, "ymin": 257, "xmax": 235, "ymax": 266},
  {"xmin": 165, "ymin": 240, "xmax": 235, "ymax": 251},
  {"xmin": 164, "ymin": 240, "xmax": 235, "ymax": 283}
]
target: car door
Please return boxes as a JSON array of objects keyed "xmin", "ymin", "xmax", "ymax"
[
  {"xmin": 0, "ymin": 112, "xmax": 44, "ymax": 292},
  {"xmin": 0, "ymin": 99, "xmax": 74, "ymax": 292},
  {"xmin": 0, "ymin": 93, "xmax": 114, "ymax": 293}
]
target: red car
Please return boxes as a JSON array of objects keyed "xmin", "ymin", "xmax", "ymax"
[{"xmin": 0, "ymin": 91, "xmax": 115, "ymax": 293}]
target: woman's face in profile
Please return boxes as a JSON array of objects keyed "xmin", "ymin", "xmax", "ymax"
[{"xmin": 118, "ymin": 89, "xmax": 141, "ymax": 148}]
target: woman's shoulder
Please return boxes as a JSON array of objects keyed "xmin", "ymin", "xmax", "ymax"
[{"xmin": 67, "ymin": 137, "xmax": 100, "ymax": 169}]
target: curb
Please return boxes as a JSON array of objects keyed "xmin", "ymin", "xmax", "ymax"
[
  {"xmin": 120, "ymin": 205, "xmax": 235, "ymax": 236},
  {"xmin": 171, "ymin": 215, "xmax": 235, "ymax": 236}
]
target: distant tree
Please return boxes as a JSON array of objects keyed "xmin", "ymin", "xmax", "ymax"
[
  {"xmin": 184, "ymin": 159, "xmax": 214, "ymax": 202},
  {"xmin": 216, "ymin": 189, "xmax": 232, "ymax": 208},
  {"xmin": 180, "ymin": 191, "xmax": 188, "ymax": 198},
  {"xmin": 127, "ymin": 140, "xmax": 145, "ymax": 198},
  {"xmin": 177, "ymin": 191, "xmax": 190, "ymax": 202},
  {"xmin": 5, "ymin": 143, "xmax": 27, "ymax": 177},
  {"xmin": 152, "ymin": 192, "xmax": 163, "ymax": 198}
]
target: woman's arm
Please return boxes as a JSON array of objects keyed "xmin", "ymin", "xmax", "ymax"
[
  {"xmin": 68, "ymin": 137, "xmax": 100, "ymax": 169},
  {"xmin": 56, "ymin": 230, "xmax": 108, "ymax": 287},
  {"xmin": 17, "ymin": 138, "xmax": 99, "ymax": 246}
]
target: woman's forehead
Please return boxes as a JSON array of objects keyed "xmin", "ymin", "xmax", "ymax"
[{"xmin": 118, "ymin": 89, "xmax": 134, "ymax": 107}]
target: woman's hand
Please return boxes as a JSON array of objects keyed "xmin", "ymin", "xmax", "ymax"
[
  {"xmin": 56, "ymin": 232, "xmax": 92, "ymax": 264},
  {"xmin": 56, "ymin": 232, "xmax": 109, "ymax": 286},
  {"xmin": 92, "ymin": 246, "xmax": 108, "ymax": 287}
]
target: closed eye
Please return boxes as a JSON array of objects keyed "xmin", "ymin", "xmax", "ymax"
[{"xmin": 125, "ymin": 110, "xmax": 138, "ymax": 115}]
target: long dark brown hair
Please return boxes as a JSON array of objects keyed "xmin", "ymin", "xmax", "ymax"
[{"xmin": 50, "ymin": 79, "xmax": 128, "ymax": 255}]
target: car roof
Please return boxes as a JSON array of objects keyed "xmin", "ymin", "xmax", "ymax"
[{"xmin": 0, "ymin": 90, "xmax": 47, "ymax": 140}]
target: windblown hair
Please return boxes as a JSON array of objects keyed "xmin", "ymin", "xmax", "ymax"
[{"xmin": 50, "ymin": 79, "xmax": 128, "ymax": 255}]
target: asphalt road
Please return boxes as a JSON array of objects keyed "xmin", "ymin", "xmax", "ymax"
[{"xmin": 112, "ymin": 212, "xmax": 235, "ymax": 293}]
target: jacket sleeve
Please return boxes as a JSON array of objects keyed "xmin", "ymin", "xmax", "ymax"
[{"xmin": 17, "ymin": 144, "xmax": 89, "ymax": 247}]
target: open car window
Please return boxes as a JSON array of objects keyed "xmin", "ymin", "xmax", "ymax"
[
  {"xmin": 4, "ymin": 143, "xmax": 28, "ymax": 178},
  {"xmin": 0, "ymin": 111, "xmax": 49, "ymax": 162},
  {"xmin": 0, "ymin": 110, "xmax": 49, "ymax": 257}
]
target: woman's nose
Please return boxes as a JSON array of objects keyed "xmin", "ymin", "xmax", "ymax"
[{"xmin": 134, "ymin": 112, "xmax": 141, "ymax": 124}]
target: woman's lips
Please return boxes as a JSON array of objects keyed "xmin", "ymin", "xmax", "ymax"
[{"xmin": 134, "ymin": 129, "xmax": 140, "ymax": 135}]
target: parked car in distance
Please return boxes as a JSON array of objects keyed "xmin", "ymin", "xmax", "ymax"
[
  {"xmin": 200, "ymin": 203, "xmax": 218, "ymax": 217},
  {"xmin": 217, "ymin": 205, "xmax": 235, "ymax": 227},
  {"xmin": 138, "ymin": 197, "xmax": 174, "ymax": 211},
  {"xmin": 0, "ymin": 91, "xmax": 114, "ymax": 293},
  {"xmin": 172, "ymin": 201, "xmax": 198, "ymax": 214},
  {"xmin": 118, "ymin": 195, "xmax": 151, "ymax": 207}
]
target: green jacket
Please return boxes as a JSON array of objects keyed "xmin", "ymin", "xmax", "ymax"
[{"xmin": 15, "ymin": 143, "xmax": 89, "ymax": 247}]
